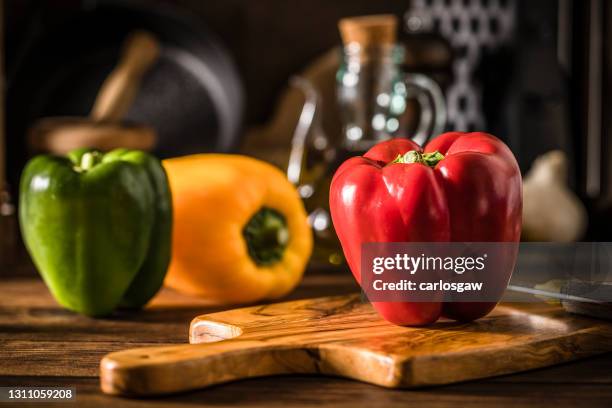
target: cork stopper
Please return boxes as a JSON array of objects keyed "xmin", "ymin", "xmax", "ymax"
[{"xmin": 338, "ymin": 14, "xmax": 398, "ymax": 48}]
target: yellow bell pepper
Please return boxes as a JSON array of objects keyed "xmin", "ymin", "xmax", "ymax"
[{"xmin": 162, "ymin": 154, "xmax": 313, "ymax": 303}]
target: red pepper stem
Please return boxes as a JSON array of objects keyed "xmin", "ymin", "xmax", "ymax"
[{"xmin": 390, "ymin": 150, "xmax": 445, "ymax": 168}]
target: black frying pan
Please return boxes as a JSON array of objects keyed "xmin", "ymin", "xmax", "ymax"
[{"xmin": 6, "ymin": 0, "xmax": 244, "ymax": 194}]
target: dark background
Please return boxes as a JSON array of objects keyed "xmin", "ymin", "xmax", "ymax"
[
  {"xmin": 5, "ymin": 0, "xmax": 415, "ymax": 125},
  {"xmin": 4, "ymin": 0, "xmax": 612, "ymax": 239}
]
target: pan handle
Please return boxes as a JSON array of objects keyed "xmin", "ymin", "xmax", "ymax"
[{"xmin": 90, "ymin": 31, "xmax": 160, "ymax": 122}]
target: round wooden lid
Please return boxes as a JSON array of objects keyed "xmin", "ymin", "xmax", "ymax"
[
  {"xmin": 338, "ymin": 14, "xmax": 398, "ymax": 48},
  {"xmin": 28, "ymin": 117, "xmax": 156, "ymax": 155}
]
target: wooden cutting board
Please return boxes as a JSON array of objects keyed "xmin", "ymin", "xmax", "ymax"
[{"xmin": 100, "ymin": 294, "xmax": 612, "ymax": 396}]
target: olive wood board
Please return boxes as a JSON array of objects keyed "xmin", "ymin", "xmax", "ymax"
[{"xmin": 100, "ymin": 294, "xmax": 612, "ymax": 396}]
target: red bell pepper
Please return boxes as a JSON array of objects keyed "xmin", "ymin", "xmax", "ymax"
[{"xmin": 329, "ymin": 132, "xmax": 522, "ymax": 325}]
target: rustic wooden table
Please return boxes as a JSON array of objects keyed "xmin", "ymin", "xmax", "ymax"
[{"xmin": 1, "ymin": 263, "xmax": 612, "ymax": 407}]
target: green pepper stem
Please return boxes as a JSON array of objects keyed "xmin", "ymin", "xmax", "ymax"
[
  {"xmin": 79, "ymin": 152, "xmax": 101, "ymax": 171},
  {"xmin": 390, "ymin": 150, "xmax": 445, "ymax": 168},
  {"xmin": 243, "ymin": 207, "xmax": 289, "ymax": 266}
]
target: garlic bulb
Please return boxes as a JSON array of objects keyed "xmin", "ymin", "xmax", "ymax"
[{"xmin": 522, "ymin": 150, "xmax": 587, "ymax": 242}]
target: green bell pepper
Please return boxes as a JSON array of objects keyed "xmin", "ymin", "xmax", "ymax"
[{"xmin": 19, "ymin": 148, "xmax": 172, "ymax": 316}]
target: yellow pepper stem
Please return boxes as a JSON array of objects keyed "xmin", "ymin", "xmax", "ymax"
[{"xmin": 243, "ymin": 207, "xmax": 289, "ymax": 266}]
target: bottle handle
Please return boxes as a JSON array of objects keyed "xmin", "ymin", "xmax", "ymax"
[
  {"xmin": 286, "ymin": 76, "xmax": 320, "ymax": 185},
  {"xmin": 401, "ymin": 73, "xmax": 447, "ymax": 146}
]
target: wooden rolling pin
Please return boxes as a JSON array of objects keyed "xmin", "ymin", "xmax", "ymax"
[{"xmin": 28, "ymin": 31, "xmax": 160, "ymax": 154}]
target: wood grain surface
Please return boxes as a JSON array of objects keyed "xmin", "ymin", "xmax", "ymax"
[
  {"xmin": 1, "ymin": 275, "xmax": 612, "ymax": 407},
  {"xmin": 101, "ymin": 294, "xmax": 612, "ymax": 396}
]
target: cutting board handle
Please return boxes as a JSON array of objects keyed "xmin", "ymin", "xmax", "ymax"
[
  {"xmin": 90, "ymin": 31, "xmax": 160, "ymax": 122},
  {"xmin": 100, "ymin": 340, "xmax": 304, "ymax": 396}
]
